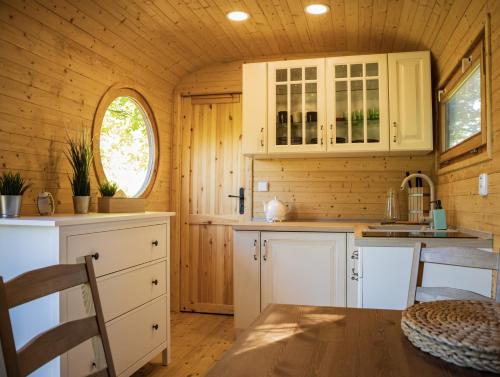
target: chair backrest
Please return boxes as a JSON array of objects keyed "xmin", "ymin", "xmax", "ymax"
[
  {"xmin": 407, "ymin": 242, "xmax": 500, "ymax": 307},
  {"xmin": 0, "ymin": 255, "xmax": 116, "ymax": 377}
]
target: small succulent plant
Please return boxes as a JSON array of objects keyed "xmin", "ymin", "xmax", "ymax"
[
  {"xmin": 0, "ymin": 172, "xmax": 31, "ymax": 195},
  {"xmin": 98, "ymin": 181, "xmax": 118, "ymax": 197}
]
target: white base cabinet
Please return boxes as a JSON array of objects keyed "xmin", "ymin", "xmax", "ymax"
[
  {"xmin": 0, "ymin": 213, "xmax": 174, "ymax": 377},
  {"xmin": 233, "ymin": 230, "xmax": 355, "ymax": 333},
  {"xmin": 358, "ymin": 246, "xmax": 493, "ymax": 310}
]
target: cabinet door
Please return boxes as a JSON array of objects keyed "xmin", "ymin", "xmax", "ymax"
[
  {"xmin": 233, "ymin": 231, "xmax": 260, "ymax": 332},
  {"xmin": 242, "ymin": 63, "xmax": 267, "ymax": 155},
  {"xmin": 388, "ymin": 51, "xmax": 433, "ymax": 152},
  {"xmin": 326, "ymin": 54, "xmax": 389, "ymax": 152},
  {"xmin": 268, "ymin": 59, "xmax": 326, "ymax": 153},
  {"xmin": 261, "ymin": 232, "xmax": 346, "ymax": 309}
]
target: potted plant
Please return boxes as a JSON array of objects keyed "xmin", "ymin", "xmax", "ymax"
[
  {"xmin": 66, "ymin": 131, "xmax": 93, "ymax": 214},
  {"xmin": 97, "ymin": 181, "xmax": 146, "ymax": 213},
  {"xmin": 0, "ymin": 172, "xmax": 31, "ymax": 217}
]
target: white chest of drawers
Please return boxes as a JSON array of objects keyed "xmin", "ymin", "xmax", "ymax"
[{"xmin": 0, "ymin": 212, "xmax": 174, "ymax": 377}]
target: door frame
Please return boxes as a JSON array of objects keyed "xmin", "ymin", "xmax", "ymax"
[{"xmin": 170, "ymin": 91, "xmax": 253, "ymax": 312}]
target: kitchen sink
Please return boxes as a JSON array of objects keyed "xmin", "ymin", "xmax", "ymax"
[{"xmin": 367, "ymin": 224, "xmax": 458, "ymax": 233}]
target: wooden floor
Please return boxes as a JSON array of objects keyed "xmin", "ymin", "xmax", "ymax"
[{"xmin": 133, "ymin": 312, "xmax": 235, "ymax": 377}]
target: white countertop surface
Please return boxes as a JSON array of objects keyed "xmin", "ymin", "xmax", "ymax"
[{"xmin": 0, "ymin": 212, "xmax": 176, "ymax": 227}]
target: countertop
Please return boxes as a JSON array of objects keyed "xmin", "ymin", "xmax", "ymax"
[
  {"xmin": 232, "ymin": 220, "xmax": 493, "ymax": 248},
  {"xmin": 0, "ymin": 212, "xmax": 176, "ymax": 227}
]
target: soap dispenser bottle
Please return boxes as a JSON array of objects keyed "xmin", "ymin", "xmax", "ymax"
[{"xmin": 432, "ymin": 200, "xmax": 447, "ymax": 230}]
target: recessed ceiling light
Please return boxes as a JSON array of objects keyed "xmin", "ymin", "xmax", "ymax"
[
  {"xmin": 226, "ymin": 11, "xmax": 249, "ymax": 22},
  {"xmin": 305, "ymin": 4, "xmax": 330, "ymax": 15}
]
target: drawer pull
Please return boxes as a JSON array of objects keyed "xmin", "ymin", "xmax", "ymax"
[
  {"xmin": 152, "ymin": 324, "xmax": 159, "ymax": 330},
  {"xmin": 91, "ymin": 362, "xmax": 97, "ymax": 369},
  {"xmin": 152, "ymin": 240, "xmax": 159, "ymax": 247},
  {"xmin": 152, "ymin": 279, "xmax": 159, "ymax": 286},
  {"xmin": 91, "ymin": 252, "xmax": 99, "ymax": 260}
]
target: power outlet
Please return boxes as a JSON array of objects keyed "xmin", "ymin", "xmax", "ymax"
[{"xmin": 479, "ymin": 173, "xmax": 488, "ymax": 197}]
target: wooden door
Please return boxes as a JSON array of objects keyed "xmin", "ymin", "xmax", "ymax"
[
  {"xmin": 260, "ymin": 232, "xmax": 347, "ymax": 309},
  {"xmin": 180, "ymin": 94, "xmax": 247, "ymax": 314},
  {"xmin": 388, "ymin": 51, "xmax": 433, "ymax": 152}
]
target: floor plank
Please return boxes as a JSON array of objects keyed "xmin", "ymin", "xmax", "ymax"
[{"xmin": 133, "ymin": 312, "xmax": 235, "ymax": 377}]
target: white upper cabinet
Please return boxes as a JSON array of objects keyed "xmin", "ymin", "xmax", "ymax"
[
  {"xmin": 267, "ymin": 59, "xmax": 326, "ymax": 154},
  {"xmin": 388, "ymin": 51, "xmax": 433, "ymax": 152},
  {"xmin": 241, "ymin": 51, "xmax": 433, "ymax": 156},
  {"xmin": 326, "ymin": 54, "xmax": 389, "ymax": 152},
  {"xmin": 242, "ymin": 62, "xmax": 268, "ymax": 155}
]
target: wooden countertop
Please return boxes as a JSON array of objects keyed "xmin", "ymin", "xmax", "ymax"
[
  {"xmin": 0, "ymin": 212, "xmax": 176, "ymax": 227},
  {"xmin": 232, "ymin": 221, "xmax": 493, "ymax": 248},
  {"xmin": 206, "ymin": 304, "xmax": 496, "ymax": 377}
]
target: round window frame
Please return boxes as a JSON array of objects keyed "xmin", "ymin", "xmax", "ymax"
[{"xmin": 92, "ymin": 86, "xmax": 159, "ymax": 198}]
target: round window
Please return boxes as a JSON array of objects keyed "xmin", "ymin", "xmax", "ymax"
[{"xmin": 93, "ymin": 88, "xmax": 158, "ymax": 198}]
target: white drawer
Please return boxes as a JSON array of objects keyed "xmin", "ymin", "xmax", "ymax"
[
  {"xmin": 99, "ymin": 261, "xmax": 166, "ymax": 321},
  {"xmin": 108, "ymin": 295, "xmax": 167, "ymax": 375},
  {"xmin": 65, "ymin": 261, "xmax": 167, "ymax": 322},
  {"xmin": 67, "ymin": 225, "xmax": 167, "ymax": 277},
  {"xmin": 66, "ymin": 295, "xmax": 167, "ymax": 377}
]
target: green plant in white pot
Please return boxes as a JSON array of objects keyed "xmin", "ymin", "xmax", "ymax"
[
  {"xmin": 0, "ymin": 172, "xmax": 31, "ymax": 217},
  {"xmin": 66, "ymin": 131, "xmax": 93, "ymax": 214}
]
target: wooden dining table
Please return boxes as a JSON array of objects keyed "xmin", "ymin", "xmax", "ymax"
[{"xmin": 206, "ymin": 304, "xmax": 497, "ymax": 377}]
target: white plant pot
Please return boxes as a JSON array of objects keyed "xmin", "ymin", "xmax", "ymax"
[
  {"xmin": 0, "ymin": 195, "xmax": 22, "ymax": 218},
  {"xmin": 73, "ymin": 196, "xmax": 90, "ymax": 214}
]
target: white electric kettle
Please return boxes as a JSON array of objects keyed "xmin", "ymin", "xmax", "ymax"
[{"xmin": 262, "ymin": 197, "xmax": 289, "ymax": 222}]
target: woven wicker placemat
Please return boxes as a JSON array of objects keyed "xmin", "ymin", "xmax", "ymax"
[{"xmin": 401, "ymin": 300, "xmax": 500, "ymax": 373}]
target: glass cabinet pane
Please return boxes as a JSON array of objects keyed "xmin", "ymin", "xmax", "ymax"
[
  {"xmin": 305, "ymin": 67, "xmax": 317, "ymax": 80},
  {"xmin": 276, "ymin": 84, "xmax": 288, "ymax": 145},
  {"xmin": 351, "ymin": 80, "xmax": 364, "ymax": 143},
  {"xmin": 366, "ymin": 79, "xmax": 380, "ymax": 143},
  {"xmin": 335, "ymin": 65, "xmax": 347, "ymax": 78},
  {"xmin": 366, "ymin": 63, "xmax": 378, "ymax": 76},
  {"xmin": 335, "ymin": 81, "xmax": 348, "ymax": 143},
  {"xmin": 305, "ymin": 83, "xmax": 317, "ymax": 144},
  {"xmin": 291, "ymin": 68, "xmax": 302, "ymax": 81},
  {"xmin": 276, "ymin": 69, "xmax": 287, "ymax": 82},
  {"xmin": 351, "ymin": 64, "xmax": 363, "ymax": 77},
  {"xmin": 290, "ymin": 84, "xmax": 303, "ymax": 145}
]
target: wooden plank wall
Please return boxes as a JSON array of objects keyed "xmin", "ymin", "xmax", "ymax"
[
  {"xmin": 0, "ymin": 0, "xmax": 176, "ymax": 213},
  {"xmin": 435, "ymin": 0, "xmax": 500, "ymax": 251},
  {"xmin": 176, "ymin": 58, "xmax": 435, "ymax": 222}
]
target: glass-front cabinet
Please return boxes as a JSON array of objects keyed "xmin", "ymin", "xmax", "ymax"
[
  {"xmin": 326, "ymin": 54, "xmax": 389, "ymax": 151},
  {"xmin": 268, "ymin": 59, "xmax": 326, "ymax": 153}
]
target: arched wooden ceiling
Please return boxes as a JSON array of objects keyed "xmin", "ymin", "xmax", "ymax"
[{"xmin": 94, "ymin": 0, "xmax": 484, "ymax": 83}]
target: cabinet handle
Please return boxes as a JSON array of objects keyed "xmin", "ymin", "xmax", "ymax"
[
  {"xmin": 260, "ymin": 127, "xmax": 264, "ymax": 147},
  {"xmin": 253, "ymin": 239, "xmax": 258, "ymax": 261},
  {"xmin": 91, "ymin": 252, "xmax": 99, "ymax": 260},
  {"xmin": 351, "ymin": 268, "xmax": 359, "ymax": 281},
  {"xmin": 152, "ymin": 279, "xmax": 159, "ymax": 286},
  {"xmin": 91, "ymin": 362, "xmax": 97, "ymax": 369},
  {"xmin": 152, "ymin": 324, "xmax": 159, "ymax": 330},
  {"xmin": 262, "ymin": 240, "xmax": 268, "ymax": 261},
  {"xmin": 152, "ymin": 240, "xmax": 159, "ymax": 247},
  {"xmin": 351, "ymin": 249, "xmax": 359, "ymax": 260},
  {"xmin": 320, "ymin": 137, "xmax": 323, "ymax": 145},
  {"xmin": 393, "ymin": 121, "xmax": 398, "ymax": 143}
]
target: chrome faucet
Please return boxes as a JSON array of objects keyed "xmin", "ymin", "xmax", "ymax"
[{"xmin": 400, "ymin": 173, "xmax": 435, "ymax": 225}]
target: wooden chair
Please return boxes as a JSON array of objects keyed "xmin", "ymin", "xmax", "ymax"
[
  {"xmin": 0, "ymin": 255, "xmax": 116, "ymax": 377},
  {"xmin": 407, "ymin": 242, "xmax": 500, "ymax": 307}
]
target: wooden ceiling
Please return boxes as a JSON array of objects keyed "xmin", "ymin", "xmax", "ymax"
[
  {"xmin": 6, "ymin": 0, "xmax": 488, "ymax": 86},
  {"xmin": 85, "ymin": 0, "xmax": 485, "ymax": 81}
]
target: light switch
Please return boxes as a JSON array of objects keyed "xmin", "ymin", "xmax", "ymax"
[
  {"xmin": 257, "ymin": 181, "xmax": 269, "ymax": 192},
  {"xmin": 479, "ymin": 173, "xmax": 488, "ymax": 197}
]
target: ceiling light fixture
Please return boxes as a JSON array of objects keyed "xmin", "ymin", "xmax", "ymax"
[
  {"xmin": 305, "ymin": 4, "xmax": 330, "ymax": 15},
  {"xmin": 226, "ymin": 11, "xmax": 249, "ymax": 21}
]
